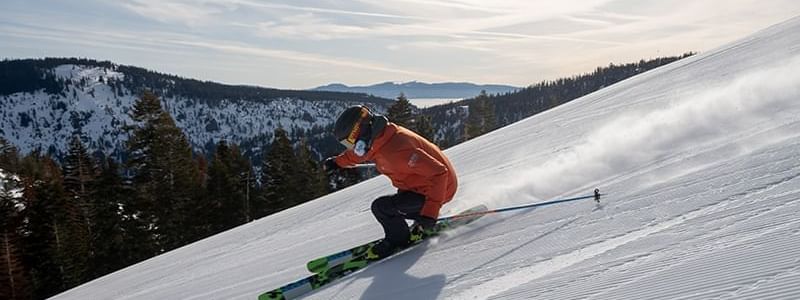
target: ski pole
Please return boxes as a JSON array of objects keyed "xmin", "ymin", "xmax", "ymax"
[
  {"xmin": 438, "ymin": 189, "xmax": 603, "ymax": 222},
  {"xmin": 351, "ymin": 163, "xmax": 376, "ymax": 169}
]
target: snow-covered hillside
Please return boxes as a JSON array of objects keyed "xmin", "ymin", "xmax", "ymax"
[
  {"xmin": 0, "ymin": 64, "xmax": 389, "ymax": 159},
  {"xmin": 53, "ymin": 15, "xmax": 800, "ymax": 300}
]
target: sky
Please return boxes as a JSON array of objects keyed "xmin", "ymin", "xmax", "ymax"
[{"xmin": 2, "ymin": 1, "xmax": 800, "ymax": 90}]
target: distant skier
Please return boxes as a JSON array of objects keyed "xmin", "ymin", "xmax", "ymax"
[{"xmin": 324, "ymin": 105, "xmax": 458, "ymax": 259}]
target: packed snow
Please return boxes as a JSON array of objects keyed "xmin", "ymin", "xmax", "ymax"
[{"xmin": 53, "ymin": 16, "xmax": 800, "ymax": 300}]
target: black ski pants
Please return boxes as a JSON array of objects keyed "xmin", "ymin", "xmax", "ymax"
[{"xmin": 371, "ymin": 191, "xmax": 426, "ymax": 247}]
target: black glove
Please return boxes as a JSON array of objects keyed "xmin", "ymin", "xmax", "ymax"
[{"xmin": 322, "ymin": 157, "xmax": 341, "ymax": 175}]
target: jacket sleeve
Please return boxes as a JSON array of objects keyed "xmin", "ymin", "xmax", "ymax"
[
  {"xmin": 334, "ymin": 149, "xmax": 368, "ymax": 168},
  {"xmin": 408, "ymin": 148, "xmax": 450, "ymax": 219}
]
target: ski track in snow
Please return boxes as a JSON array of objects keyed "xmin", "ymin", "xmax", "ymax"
[
  {"xmin": 484, "ymin": 135, "xmax": 800, "ymax": 299},
  {"xmin": 456, "ymin": 169, "xmax": 800, "ymax": 299}
]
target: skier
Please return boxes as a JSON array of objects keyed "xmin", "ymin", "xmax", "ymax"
[{"xmin": 323, "ymin": 105, "xmax": 458, "ymax": 259}]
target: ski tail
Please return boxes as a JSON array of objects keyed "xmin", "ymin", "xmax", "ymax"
[
  {"xmin": 438, "ymin": 204, "xmax": 488, "ymax": 228},
  {"xmin": 306, "ymin": 240, "xmax": 380, "ymax": 274}
]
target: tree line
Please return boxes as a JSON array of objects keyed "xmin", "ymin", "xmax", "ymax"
[{"xmin": 0, "ymin": 91, "xmax": 342, "ymax": 299}]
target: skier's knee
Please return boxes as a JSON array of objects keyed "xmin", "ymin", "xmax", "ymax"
[{"xmin": 371, "ymin": 196, "xmax": 392, "ymax": 217}]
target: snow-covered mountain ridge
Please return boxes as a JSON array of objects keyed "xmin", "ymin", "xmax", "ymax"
[
  {"xmin": 0, "ymin": 59, "xmax": 392, "ymax": 160},
  {"xmin": 54, "ymin": 15, "xmax": 800, "ymax": 300}
]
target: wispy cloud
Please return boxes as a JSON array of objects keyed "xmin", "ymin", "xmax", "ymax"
[
  {"xmin": 119, "ymin": 0, "xmax": 232, "ymax": 26},
  {"xmin": 3, "ymin": 0, "xmax": 800, "ymax": 88},
  {"xmin": 1, "ymin": 17, "xmax": 444, "ymax": 80},
  {"xmin": 169, "ymin": 39, "xmax": 448, "ymax": 80},
  {"xmin": 239, "ymin": 14, "xmax": 371, "ymax": 40},
  {"xmin": 0, "ymin": 22, "xmax": 192, "ymax": 56},
  {"xmin": 233, "ymin": 0, "xmax": 429, "ymax": 20}
]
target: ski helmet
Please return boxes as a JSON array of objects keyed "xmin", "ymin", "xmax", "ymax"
[{"xmin": 334, "ymin": 105, "xmax": 372, "ymax": 152}]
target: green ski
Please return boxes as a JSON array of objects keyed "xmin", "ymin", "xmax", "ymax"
[
  {"xmin": 306, "ymin": 204, "xmax": 488, "ymax": 273},
  {"xmin": 259, "ymin": 205, "xmax": 488, "ymax": 300}
]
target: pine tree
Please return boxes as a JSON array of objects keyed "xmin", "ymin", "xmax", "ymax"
[
  {"xmin": 387, "ymin": 93, "xmax": 415, "ymax": 129},
  {"xmin": 233, "ymin": 145, "xmax": 255, "ymax": 223},
  {"xmin": 126, "ymin": 91, "xmax": 166, "ymax": 254},
  {"xmin": 127, "ymin": 91, "xmax": 201, "ymax": 252},
  {"xmin": 295, "ymin": 139, "xmax": 328, "ymax": 202},
  {"xmin": 481, "ymin": 91, "xmax": 497, "ymax": 133},
  {"xmin": 465, "ymin": 90, "xmax": 496, "ymax": 140},
  {"xmin": 0, "ymin": 228, "xmax": 29, "ymax": 300},
  {"xmin": 192, "ymin": 154, "xmax": 212, "ymax": 238},
  {"xmin": 1, "ymin": 166, "xmax": 31, "ymax": 300},
  {"xmin": 18, "ymin": 154, "xmax": 69, "ymax": 298},
  {"xmin": 61, "ymin": 135, "xmax": 96, "ymax": 282},
  {"xmin": 259, "ymin": 128, "xmax": 298, "ymax": 216},
  {"xmin": 89, "ymin": 157, "xmax": 131, "ymax": 278},
  {"xmin": 205, "ymin": 141, "xmax": 253, "ymax": 234},
  {"xmin": 205, "ymin": 141, "xmax": 232, "ymax": 234},
  {"xmin": 415, "ymin": 114, "xmax": 437, "ymax": 144}
]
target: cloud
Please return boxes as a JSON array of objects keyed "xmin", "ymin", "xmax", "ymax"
[
  {"xmin": 0, "ymin": 23, "xmax": 191, "ymax": 56},
  {"xmin": 0, "ymin": 19, "xmax": 445, "ymax": 82},
  {"xmin": 169, "ymin": 39, "xmax": 448, "ymax": 80},
  {"xmin": 232, "ymin": 0, "xmax": 428, "ymax": 20},
  {"xmin": 119, "ymin": 0, "xmax": 233, "ymax": 25},
  {"xmin": 245, "ymin": 13, "xmax": 370, "ymax": 40},
  {"xmin": 225, "ymin": 0, "xmax": 623, "ymax": 45}
]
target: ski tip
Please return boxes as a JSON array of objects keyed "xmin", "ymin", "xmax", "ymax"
[{"xmin": 472, "ymin": 204, "xmax": 490, "ymax": 211}]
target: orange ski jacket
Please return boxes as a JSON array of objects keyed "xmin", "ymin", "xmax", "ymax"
[{"xmin": 335, "ymin": 123, "xmax": 457, "ymax": 219}]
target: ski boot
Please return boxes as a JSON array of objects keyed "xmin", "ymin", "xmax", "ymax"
[
  {"xmin": 365, "ymin": 240, "xmax": 397, "ymax": 260},
  {"xmin": 409, "ymin": 222, "xmax": 437, "ymax": 243}
]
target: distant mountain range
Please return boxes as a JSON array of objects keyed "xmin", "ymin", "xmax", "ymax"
[{"xmin": 312, "ymin": 81, "xmax": 520, "ymax": 99}]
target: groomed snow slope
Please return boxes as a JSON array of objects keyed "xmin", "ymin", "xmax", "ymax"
[{"xmin": 53, "ymin": 16, "xmax": 800, "ymax": 300}]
